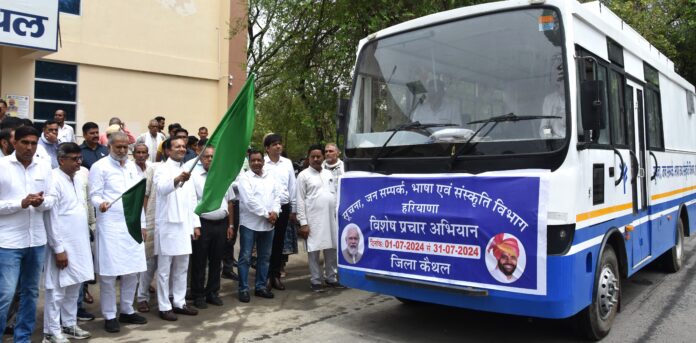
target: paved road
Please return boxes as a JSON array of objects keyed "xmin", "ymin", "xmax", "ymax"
[{"xmin": 12, "ymin": 236, "xmax": 696, "ymax": 343}]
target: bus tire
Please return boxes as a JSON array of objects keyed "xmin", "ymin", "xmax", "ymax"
[
  {"xmin": 576, "ymin": 245, "xmax": 620, "ymax": 341},
  {"xmin": 662, "ymin": 218, "xmax": 685, "ymax": 273}
]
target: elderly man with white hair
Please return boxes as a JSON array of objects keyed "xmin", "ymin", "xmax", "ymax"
[{"xmin": 89, "ymin": 132, "xmax": 147, "ymax": 333}]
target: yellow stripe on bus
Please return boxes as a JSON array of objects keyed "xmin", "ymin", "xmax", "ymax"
[
  {"xmin": 576, "ymin": 202, "xmax": 633, "ymax": 222},
  {"xmin": 651, "ymin": 185, "xmax": 696, "ymax": 201},
  {"xmin": 576, "ymin": 185, "xmax": 696, "ymax": 222}
]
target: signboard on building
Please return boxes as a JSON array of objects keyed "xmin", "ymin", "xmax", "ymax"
[{"xmin": 0, "ymin": 0, "xmax": 59, "ymax": 51}]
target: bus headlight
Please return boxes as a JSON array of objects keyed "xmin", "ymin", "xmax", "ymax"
[{"xmin": 547, "ymin": 224, "xmax": 575, "ymax": 255}]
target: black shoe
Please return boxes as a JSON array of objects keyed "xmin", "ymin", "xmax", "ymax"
[
  {"xmin": 271, "ymin": 276, "xmax": 286, "ymax": 290},
  {"xmin": 104, "ymin": 318, "xmax": 120, "ymax": 333},
  {"xmin": 77, "ymin": 308, "xmax": 95, "ymax": 321},
  {"xmin": 310, "ymin": 283, "xmax": 326, "ymax": 293},
  {"xmin": 119, "ymin": 312, "xmax": 148, "ymax": 325},
  {"xmin": 193, "ymin": 298, "xmax": 208, "ymax": 309},
  {"xmin": 254, "ymin": 288, "xmax": 274, "ymax": 299},
  {"xmin": 159, "ymin": 310, "xmax": 177, "ymax": 321},
  {"xmin": 238, "ymin": 290, "xmax": 250, "ymax": 303},
  {"xmin": 325, "ymin": 281, "xmax": 347, "ymax": 289},
  {"xmin": 221, "ymin": 271, "xmax": 239, "ymax": 281},
  {"xmin": 206, "ymin": 295, "xmax": 223, "ymax": 306}
]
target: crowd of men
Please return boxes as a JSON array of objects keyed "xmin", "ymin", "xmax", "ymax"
[{"xmin": 0, "ymin": 103, "xmax": 347, "ymax": 343}]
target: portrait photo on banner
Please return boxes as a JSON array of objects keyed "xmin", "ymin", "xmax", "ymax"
[
  {"xmin": 485, "ymin": 233, "xmax": 527, "ymax": 284},
  {"xmin": 341, "ymin": 223, "xmax": 365, "ymax": 264}
]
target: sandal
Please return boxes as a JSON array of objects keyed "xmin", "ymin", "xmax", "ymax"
[{"xmin": 137, "ymin": 300, "xmax": 150, "ymax": 313}]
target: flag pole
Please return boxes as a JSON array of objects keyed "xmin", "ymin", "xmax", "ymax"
[
  {"xmin": 177, "ymin": 141, "xmax": 211, "ymax": 188},
  {"xmin": 105, "ymin": 193, "xmax": 125, "ymax": 210}
]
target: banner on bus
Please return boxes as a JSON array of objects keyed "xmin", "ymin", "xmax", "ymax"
[{"xmin": 337, "ymin": 171, "xmax": 549, "ymax": 295}]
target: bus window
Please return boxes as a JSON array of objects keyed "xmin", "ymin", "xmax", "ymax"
[
  {"xmin": 645, "ymin": 88, "xmax": 664, "ymax": 149},
  {"xmin": 596, "ymin": 65, "xmax": 610, "ymax": 144},
  {"xmin": 608, "ymin": 69, "xmax": 626, "ymax": 146}
]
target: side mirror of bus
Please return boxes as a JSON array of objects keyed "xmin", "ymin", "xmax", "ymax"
[{"xmin": 580, "ymin": 80, "xmax": 607, "ymax": 135}]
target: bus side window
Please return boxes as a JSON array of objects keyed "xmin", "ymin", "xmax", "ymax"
[
  {"xmin": 607, "ymin": 69, "xmax": 626, "ymax": 146},
  {"xmin": 577, "ymin": 54, "xmax": 596, "ymax": 141},
  {"xmin": 644, "ymin": 63, "xmax": 664, "ymax": 150},
  {"xmin": 576, "ymin": 51, "xmax": 610, "ymax": 144},
  {"xmin": 595, "ymin": 65, "xmax": 611, "ymax": 144}
]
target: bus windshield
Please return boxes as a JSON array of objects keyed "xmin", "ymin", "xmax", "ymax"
[{"xmin": 346, "ymin": 8, "xmax": 567, "ymax": 158}]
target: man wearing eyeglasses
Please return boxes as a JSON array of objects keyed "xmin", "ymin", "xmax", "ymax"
[{"xmin": 43, "ymin": 143, "xmax": 93, "ymax": 342}]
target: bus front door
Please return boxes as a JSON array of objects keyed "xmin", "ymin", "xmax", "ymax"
[{"xmin": 626, "ymin": 80, "xmax": 652, "ymax": 266}]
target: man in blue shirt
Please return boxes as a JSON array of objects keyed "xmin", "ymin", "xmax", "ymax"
[{"xmin": 79, "ymin": 122, "xmax": 108, "ymax": 170}]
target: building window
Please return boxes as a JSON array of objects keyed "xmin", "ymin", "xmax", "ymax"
[
  {"xmin": 59, "ymin": 0, "xmax": 81, "ymax": 16},
  {"xmin": 34, "ymin": 61, "xmax": 78, "ymax": 124},
  {"xmin": 687, "ymin": 92, "xmax": 695, "ymax": 115}
]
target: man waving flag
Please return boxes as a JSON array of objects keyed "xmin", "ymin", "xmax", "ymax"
[{"xmin": 195, "ymin": 75, "xmax": 255, "ymax": 215}]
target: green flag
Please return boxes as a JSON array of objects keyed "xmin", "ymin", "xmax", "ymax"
[
  {"xmin": 122, "ymin": 178, "xmax": 146, "ymax": 243},
  {"xmin": 195, "ymin": 75, "xmax": 256, "ymax": 215}
]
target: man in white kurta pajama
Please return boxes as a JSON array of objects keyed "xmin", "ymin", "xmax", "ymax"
[
  {"xmin": 44, "ymin": 143, "xmax": 94, "ymax": 342},
  {"xmin": 153, "ymin": 137, "xmax": 200, "ymax": 320},
  {"xmin": 88, "ymin": 132, "xmax": 148, "ymax": 333},
  {"xmin": 296, "ymin": 145, "xmax": 343, "ymax": 292}
]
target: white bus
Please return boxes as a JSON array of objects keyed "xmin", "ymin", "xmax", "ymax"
[{"xmin": 335, "ymin": 0, "xmax": 696, "ymax": 340}]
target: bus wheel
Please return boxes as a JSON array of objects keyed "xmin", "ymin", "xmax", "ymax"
[
  {"xmin": 576, "ymin": 245, "xmax": 620, "ymax": 341},
  {"xmin": 662, "ymin": 218, "xmax": 685, "ymax": 273}
]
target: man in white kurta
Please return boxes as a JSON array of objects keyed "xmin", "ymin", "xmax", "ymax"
[
  {"xmin": 88, "ymin": 132, "xmax": 148, "ymax": 333},
  {"xmin": 539, "ymin": 76, "xmax": 566, "ymax": 139},
  {"xmin": 136, "ymin": 119, "xmax": 165, "ymax": 162},
  {"xmin": 322, "ymin": 143, "xmax": 344, "ymax": 194},
  {"xmin": 153, "ymin": 137, "xmax": 200, "ymax": 320},
  {"xmin": 54, "ymin": 109, "xmax": 76, "ymax": 144},
  {"xmin": 296, "ymin": 145, "xmax": 342, "ymax": 291},
  {"xmin": 44, "ymin": 143, "xmax": 93, "ymax": 342}
]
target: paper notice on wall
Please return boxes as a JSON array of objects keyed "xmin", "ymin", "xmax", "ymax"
[{"xmin": 6, "ymin": 95, "xmax": 29, "ymax": 118}]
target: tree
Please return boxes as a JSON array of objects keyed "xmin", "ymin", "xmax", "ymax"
[
  {"xmin": 587, "ymin": 0, "xmax": 696, "ymax": 84},
  {"xmin": 233, "ymin": 0, "xmax": 485, "ymax": 159}
]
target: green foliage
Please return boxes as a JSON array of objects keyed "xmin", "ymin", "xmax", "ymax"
[
  {"xmin": 236, "ymin": 0, "xmax": 695, "ymax": 160},
  {"xmin": 234, "ymin": 0, "xmax": 488, "ymax": 160},
  {"xmin": 585, "ymin": 0, "xmax": 696, "ymax": 84}
]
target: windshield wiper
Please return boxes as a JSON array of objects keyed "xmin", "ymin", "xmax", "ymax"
[
  {"xmin": 468, "ymin": 113, "xmax": 560, "ymax": 125},
  {"xmin": 448, "ymin": 113, "xmax": 561, "ymax": 169},
  {"xmin": 370, "ymin": 122, "xmax": 458, "ymax": 172}
]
